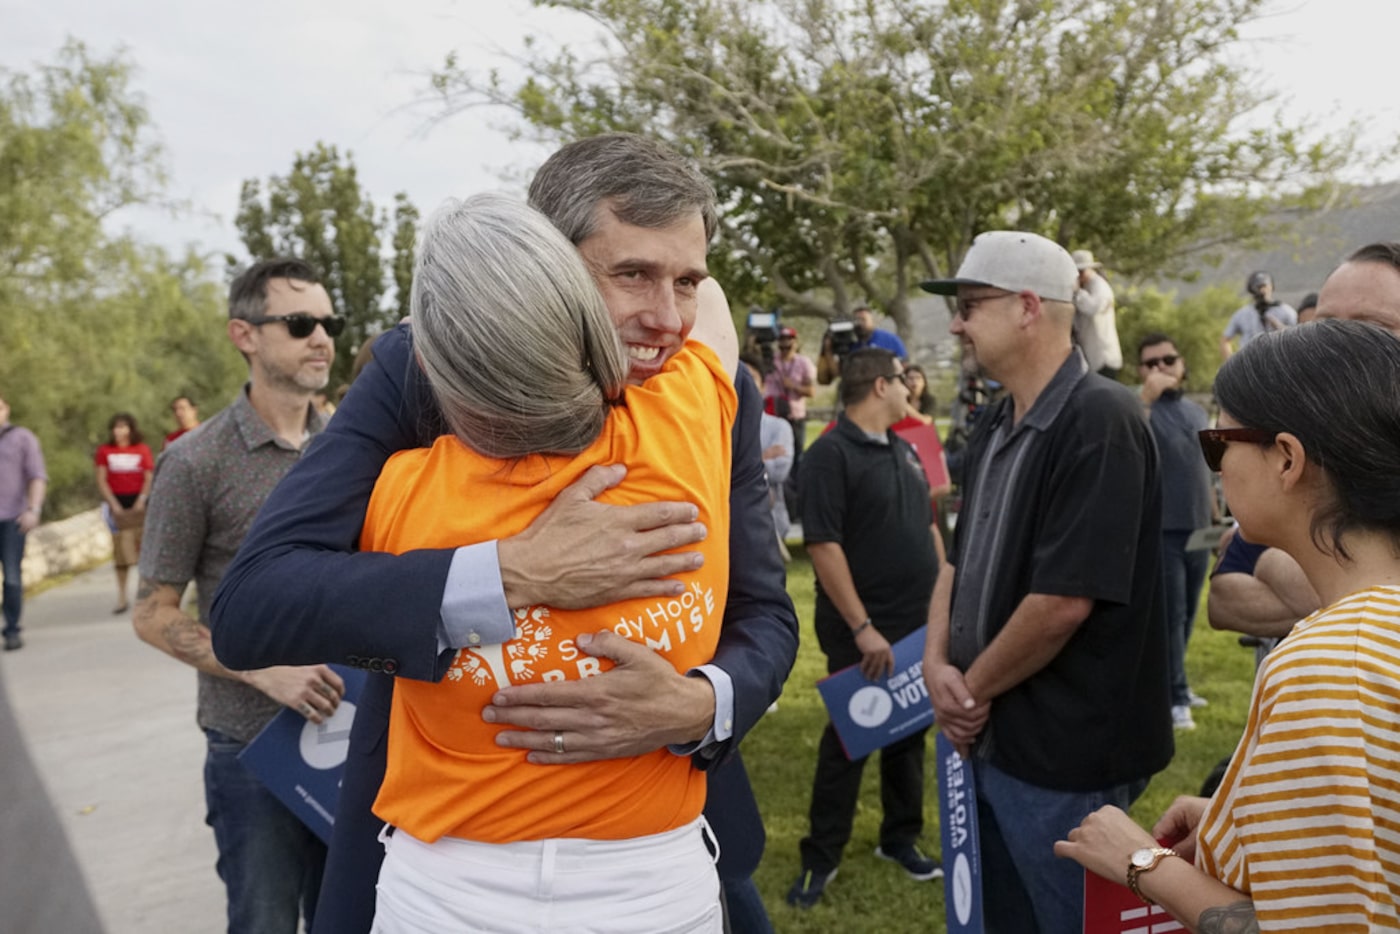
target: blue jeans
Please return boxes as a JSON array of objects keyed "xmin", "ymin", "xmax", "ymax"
[
  {"xmin": 1162, "ymin": 530, "xmax": 1210, "ymax": 707},
  {"xmin": 0, "ymin": 519, "xmax": 24, "ymax": 635},
  {"xmin": 722, "ymin": 875, "xmax": 774, "ymax": 934},
  {"xmin": 976, "ymin": 762, "xmax": 1146, "ymax": 934},
  {"xmin": 203, "ymin": 729, "xmax": 327, "ymax": 933}
]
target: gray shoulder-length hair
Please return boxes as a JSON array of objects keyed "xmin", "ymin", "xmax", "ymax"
[{"xmin": 410, "ymin": 192, "xmax": 628, "ymax": 458}]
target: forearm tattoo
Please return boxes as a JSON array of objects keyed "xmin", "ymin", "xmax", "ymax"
[
  {"xmin": 161, "ymin": 615, "xmax": 214, "ymax": 667},
  {"xmin": 135, "ymin": 579, "xmax": 211, "ymax": 667},
  {"xmin": 1199, "ymin": 901, "xmax": 1260, "ymax": 934}
]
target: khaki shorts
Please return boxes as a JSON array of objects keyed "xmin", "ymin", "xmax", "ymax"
[{"xmin": 112, "ymin": 507, "xmax": 145, "ymax": 568}]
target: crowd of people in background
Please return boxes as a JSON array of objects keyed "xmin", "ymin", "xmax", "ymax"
[{"xmin": 4, "ymin": 129, "xmax": 1400, "ymax": 934}]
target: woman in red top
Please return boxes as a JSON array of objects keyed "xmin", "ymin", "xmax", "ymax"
[{"xmin": 95, "ymin": 413, "xmax": 153, "ymax": 613}]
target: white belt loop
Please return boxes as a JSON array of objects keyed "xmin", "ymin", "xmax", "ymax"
[{"xmin": 697, "ymin": 814, "xmax": 721, "ymax": 867}]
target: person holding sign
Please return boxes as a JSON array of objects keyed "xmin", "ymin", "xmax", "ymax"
[
  {"xmin": 920, "ymin": 231, "xmax": 1172, "ymax": 934},
  {"xmin": 1057, "ymin": 319, "xmax": 1400, "ymax": 932},
  {"xmin": 786, "ymin": 348, "xmax": 945, "ymax": 909}
]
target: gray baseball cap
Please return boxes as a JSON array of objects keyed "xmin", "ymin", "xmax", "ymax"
[{"xmin": 921, "ymin": 231, "xmax": 1079, "ymax": 303}]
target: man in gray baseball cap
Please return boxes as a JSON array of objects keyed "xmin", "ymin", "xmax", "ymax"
[{"xmin": 920, "ymin": 231, "xmax": 1172, "ymax": 933}]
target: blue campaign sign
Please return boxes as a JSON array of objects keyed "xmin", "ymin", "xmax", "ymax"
[
  {"xmin": 238, "ymin": 665, "xmax": 368, "ymax": 844},
  {"xmin": 937, "ymin": 733, "xmax": 985, "ymax": 934},
  {"xmin": 815, "ymin": 626, "xmax": 935, "ymax": 761}
]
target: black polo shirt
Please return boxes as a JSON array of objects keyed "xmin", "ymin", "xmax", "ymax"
[
  {"xmin": 802, "ymin": 415, "xmax": 937, "ymax": 660},
  {"xmin": 949, "ymin": 349, "xmax": 1172, "ymax": 791}
]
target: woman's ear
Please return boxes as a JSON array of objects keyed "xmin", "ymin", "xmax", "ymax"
[{"xmin": 1273, "ymin": 431, "xmax": 1309, "ymax": 491}]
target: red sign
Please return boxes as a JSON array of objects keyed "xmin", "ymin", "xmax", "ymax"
[{"xmin": 1083, "ymin": 870, "xmax": 1185, "ymax": 934}]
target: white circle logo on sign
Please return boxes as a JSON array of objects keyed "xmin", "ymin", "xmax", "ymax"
[
  {"xmin": 847, "ymin": 686, "xmax": 893, "ymax": 729},
  {"xmin": 952, "ymin": 852, "xmax": 974, "ymax": 924},
  {"xmin": 299, "ymin": 700, "xmax": 357, "ymax": 770}
]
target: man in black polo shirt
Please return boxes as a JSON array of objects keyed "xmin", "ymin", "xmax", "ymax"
[
  {"xmin": 786, "ymin": 348, "xmax": 944, "ymax": 909},
  {"xmin": 921, "ymin": 231, "xmax": 1172, "ymax": 934}
]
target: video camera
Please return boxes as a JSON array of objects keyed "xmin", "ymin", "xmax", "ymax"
[
  {"xmin": 825, "ymin": 313, "xmax": 858, "ymax": 360},
  {"xmin": 746, "ymin": 306, "xmax": 781, "ymax": 373}
]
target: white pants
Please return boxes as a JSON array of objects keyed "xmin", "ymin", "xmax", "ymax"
[{"xmin": 371, "ymin": 819, "xmax": 722, "ymax": 934}]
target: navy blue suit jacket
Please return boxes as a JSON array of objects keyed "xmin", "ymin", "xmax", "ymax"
[{"xmin": 211, "ymin": 324, "xmax": 798, "ymax": 932}]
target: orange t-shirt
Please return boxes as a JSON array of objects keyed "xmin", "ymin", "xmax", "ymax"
[{"xmin": 364, "ymin": 342, "xmax": 735, "ymax": 844}]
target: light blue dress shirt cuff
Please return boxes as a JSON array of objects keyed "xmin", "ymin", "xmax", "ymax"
[
  {"xmin": 669, "ymin": 664, "xmax": 735, "ymax": 759},
  {"xmin": 437, "ymin": 542, "xmax": 516, "ymax": 653}
]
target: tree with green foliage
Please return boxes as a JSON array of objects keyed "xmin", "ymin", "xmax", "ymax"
[
  {"xmin": 390, "ymin": 193, "xmax": 421, "ymax": 322},
  {"xmin": 234, "ymin": 144, "xmax": 418, "ymax": 387},
  {"xmin": 0, "ymin": 41, "xmax": 244, "ymax": 517},
  {"xmin": 428, "ymin": 0, "xmax": 1358, "ymax": 340}
]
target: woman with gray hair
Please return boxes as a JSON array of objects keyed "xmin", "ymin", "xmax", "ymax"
[
  {"xmin": 361, "ymin": 191, "xmax": 737, "ymax": 933},
  {"xmin": 1057, "ymin": 319, "xmax": 1400, "ymax": 931}
]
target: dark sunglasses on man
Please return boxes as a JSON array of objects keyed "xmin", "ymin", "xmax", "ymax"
[
  {"xmin": 244, "ymin": 313, "xmax": 347, "ymax": 339},
  {"xmin": 1197, "ymin": 427, "xmax": 1274, "ymax": 472},
  {"xmin": 1140, "ymin": 353, "xmax": 1180, "ymax": 369}
]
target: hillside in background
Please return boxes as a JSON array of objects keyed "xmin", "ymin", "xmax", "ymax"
[{"xmin": 1160, "ymin": 180, "xmax": 1400, "ymax": 306}]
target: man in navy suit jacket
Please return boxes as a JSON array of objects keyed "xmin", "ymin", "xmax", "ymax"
[{"xmin": 211, "ymin": 134, "xmax": 798, "ymax": 933}]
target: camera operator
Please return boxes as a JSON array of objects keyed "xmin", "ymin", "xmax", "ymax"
[
  {"xmin": 817, "ymin": 306, "xmax": 908, "ymax": 385},
  {"xmin": 1219, "ymin": 270, "xmax": 1297, "ymax": 361}
]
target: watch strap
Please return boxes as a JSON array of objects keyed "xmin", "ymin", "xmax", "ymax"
[{"xmin": 1126, "ymin": 846, "xmax": 1179, "ymax": 906}]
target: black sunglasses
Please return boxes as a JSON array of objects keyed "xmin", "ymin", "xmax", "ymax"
[
  {"xmin": 245, "ymin": 313, "xmax": 347, "ymax": 339},
  {"xmin": 955, "ymin": 290, "xmax": 1017, "ymax": 320},
  {"xmin": 1140, "ymin": 354, "xmax": 1180, "ymax": 369},
  {"xmin": 1198, "ymin": 428, "xmax": 1275, "ymax": 472}
]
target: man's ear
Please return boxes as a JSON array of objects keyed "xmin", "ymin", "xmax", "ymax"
[
  {"xmin": 227, "ymin": 318, "xmax": 258, "ymax": 356},
  {"xmin": 1274, "ymin": 431, "xmax": 1309, "ymax": 491}
]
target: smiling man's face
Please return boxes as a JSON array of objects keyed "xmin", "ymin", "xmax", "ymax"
[{"xmin": 576, "ymin": 206, "xmax": 710, "ymax": 386}]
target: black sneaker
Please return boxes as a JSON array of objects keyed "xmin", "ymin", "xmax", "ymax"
[
  {"xmin": 875, "ymin": 844, "xmax": 944, "ymax": 881},
  {"xmin": 3, "ymin": 632, "xmax": 21, "ymax": 651},
  {"xmin": 785, "ymin": 867, "xmax": 837, "ymax": 908}
]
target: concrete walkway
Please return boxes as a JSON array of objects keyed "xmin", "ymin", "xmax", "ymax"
[{"xmin": 2, "ymin": 564, "xmax": 223, "ymax": 934}]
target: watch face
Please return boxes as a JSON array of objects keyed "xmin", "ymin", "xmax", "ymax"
[{"xmin": 1130, "ymin": 847, "xmax": 1157, "ymax": 869}]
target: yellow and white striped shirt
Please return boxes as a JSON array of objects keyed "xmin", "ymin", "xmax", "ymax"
[{"xmin": 1198, "ymin": 585, "xmax": 1400, "ymax": 931}]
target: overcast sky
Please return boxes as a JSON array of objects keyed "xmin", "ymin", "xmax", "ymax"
[{"xmin": 3, "ymin": 0, "xmax": 1395, "ymax": 261}]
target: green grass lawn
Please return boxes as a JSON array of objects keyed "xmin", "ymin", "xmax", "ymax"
[{"xmin": 741, "ymin": 545, "xmax": 1255, "ymax": 932}]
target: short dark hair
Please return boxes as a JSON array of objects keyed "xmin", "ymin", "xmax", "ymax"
[
  {"xmin": 228, "ymin": 257, "xmax": 322, "ymax": 321},
  {"xmin": 1137, "ymin": 332, "xmax": 1177, "ymax": 359},
  {"xmin": 1297, "ymin": 292, "xmax": 1319, "ymax": 313},
  {"xmin": 1214, "ymin": 318, "xmax": 1400, "ymax": 559},
  {"xmin": 170, "ymin": 395, "xmax": 195, "ymax": 408},
  {"xmin": 527, "ymin": 134, "xmax": 718, "ymax": 246},
  {"xmin": 107, "ymin": 412, "xmax": 143, "ymax": 445},
  {"xmin": 1347, "ymin": 241, "xmax": 1400, "ymax": 271},
  {"xmin": 839, "ymin": 348, "xmax": 897, "ymax": 406}
]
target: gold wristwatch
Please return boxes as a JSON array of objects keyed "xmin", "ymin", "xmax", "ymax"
[{"xmin": 1126, "ymin": 846, "xmax": 1178, "ymax": 906}]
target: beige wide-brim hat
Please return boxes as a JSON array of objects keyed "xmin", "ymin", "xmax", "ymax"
[{"xmin": 1070, "ymin": 249, "xmax": 1102, "ymax": 271}]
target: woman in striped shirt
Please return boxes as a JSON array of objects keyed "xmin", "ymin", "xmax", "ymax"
[{"xmin": 1056, "ymin": 319, "xmax": 1400, "ymax": 932}]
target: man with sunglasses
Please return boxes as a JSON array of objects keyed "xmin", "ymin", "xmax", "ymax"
[
  {"xmin": 787, "ymin": 348, "xmax": 944, "ymax": 908},
  {"xmin": 920, "ymin": 231, "xmax": 1171, "ymax": 934},
  {"xmin": 134, "ymin": 257, "xmax": 347, "ymax": 932},
  {"xmin": 1138, "ymin": 335, "xmax": 1214, "ymax": 731}
]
